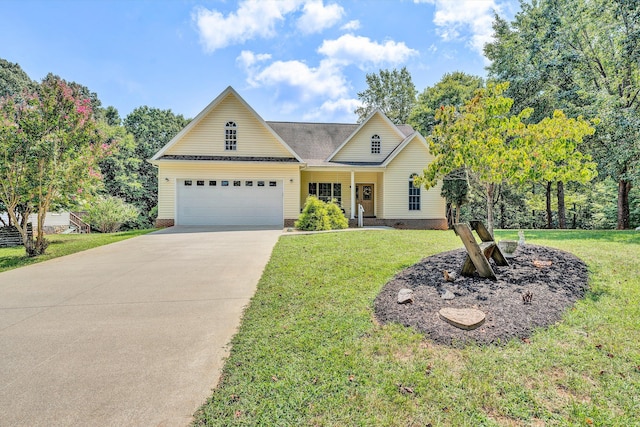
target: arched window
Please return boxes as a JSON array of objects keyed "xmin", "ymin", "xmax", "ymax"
[
  {"xmin": 225, "ymin": 121, "xmax": 237, "ymax": 151},
  {"xmin": 371, "ymin": 134, "xmax": 381, "ymax": 154},
  {"xmin": 409, "ymin": 174, "xmax": 420, "ymax": 211}
]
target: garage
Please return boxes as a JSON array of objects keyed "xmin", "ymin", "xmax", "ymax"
[{"xmin": 176, "ymin": 178, "xmax": 283, "ymax": 226}]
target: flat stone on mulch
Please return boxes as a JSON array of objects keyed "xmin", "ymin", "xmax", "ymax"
[
  {"xmin": 374, "ymin": 244, "xmax": 589, "ymax": 346},
  {"xmin": 439, "ymin": 307, "xmax": 486, "ymax": 330}
]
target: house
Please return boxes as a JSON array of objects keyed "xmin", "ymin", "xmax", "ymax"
[{"xmin": 149, "ymin": 86, "xmax": 446, "ymax": 229}]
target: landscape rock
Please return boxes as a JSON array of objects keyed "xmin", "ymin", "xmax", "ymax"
[
  {"xmin": 438, "ymin": 307, "xmax": 486, "ymax": 330},
  {"xmin": 397, "ymin": 288, "xmax": 414, "ymax": 304},
  {"xmin": 443, "ymin": 270, "xmax": 457, "ymax": 282},
  {"xmin": 441, "ymin": 289, "xmax": 455, "ymax": 300}
]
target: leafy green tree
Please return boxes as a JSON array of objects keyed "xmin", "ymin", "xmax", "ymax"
[
  {"xmin": 486, "ymin": 0, "xmax": 640, "ymax": 229},
  {"xmin": 123, "ymin": 106, "xmax": 189, "ymax": 225},
  {"xmin": 417, "ymin": 83, "xmax": 596, "ymax": 235},
  {"xmin": 84, "ymin": 196, "xmax": 139, "ymax": 233},
  {"xmin": 355, "ymin": 67, "xmax": 416, "ymax": 124},
  {"xmin": 0, "ymin": 58, "xmax": 36, "ymax": 99},
  {"xmin": 0, "ymin": 75, "xmax": 105, "ymax": 255},
  {"xmin": 408, "ymin": 71, "xmax": 484, "ymax": 136},
  {"xmin": 97, "ymin": 122, "xmax": 144, "ymax": 206},
  {"xmin": 408, "ymin": 71, "xmax": 483, "ymax": 225}
]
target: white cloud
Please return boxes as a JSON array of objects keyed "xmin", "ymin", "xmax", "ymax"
[
  {"xmin": 416, "ymin": 0, "xmax": 503, "ymax": 55},
  {"xmin": 340, "ymin": 19, "xmax": 361, "ymax": 31},
  {"xmin": 296, "ymin": 1, "xmax": 344, "ymax": 34},
  {"xmin": 193, "ymin": 0, "xmax": 300, "ymax": 52},
  {"xmin": 318, "ymin": 34, "xmax": 418, "ymax": 69},
  {"xmin": 303, "ymin": 98, "xmax": 361, "ymax": 121},
  {"xmin": 239, "ymin": 53, "xmax": 348, "ymax": 101}
]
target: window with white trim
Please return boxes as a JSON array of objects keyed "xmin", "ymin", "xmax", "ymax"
[
  {"xmin": 409, "ymin": 174, "xmax": 421, "ymax": 211},
  {"xmin": 225, "ymin": 121, "xmax": 237, "ymax": 151},
  {"xmin": 309, "ymin": 182, "xmax": 342, "ymax": 205},
  {"xmin": 371, "ymin": 134, "xmax": 381, "ymax": 154}
]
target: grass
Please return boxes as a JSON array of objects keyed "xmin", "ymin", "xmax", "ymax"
[
  {"xmin": 194, "ymin": 229, "xmax": 640, "ymax": 426},
  {"xmin": 0, "ymin": 229, "xmax": 155, "ymax": 273}
]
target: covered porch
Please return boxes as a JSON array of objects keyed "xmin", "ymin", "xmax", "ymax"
[{"xmin": 300, "ymin": 168, "xmax": 384, "ymax": 219}]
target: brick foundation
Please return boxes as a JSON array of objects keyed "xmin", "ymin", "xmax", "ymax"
[{"xmin": 155, "ymin": 218, "xmax": 175, "ymax": 228}]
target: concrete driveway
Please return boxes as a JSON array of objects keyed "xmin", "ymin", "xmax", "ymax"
[{"xmin": 0, "ymin": 226, "xmax": 282, "ymax": 426}]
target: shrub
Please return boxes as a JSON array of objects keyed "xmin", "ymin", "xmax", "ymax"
[
  {"xmin": 295, "ymin": 196, "xmax": 348, "ymax": 231},
  {"xmin": 85, "ymin": 196, "xmax": 139, "ymax": 233}
]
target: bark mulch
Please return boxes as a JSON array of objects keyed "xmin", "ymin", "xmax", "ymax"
[{"xmin": 374, "ymin": 244, "xmax": 589, "ymax": 346}]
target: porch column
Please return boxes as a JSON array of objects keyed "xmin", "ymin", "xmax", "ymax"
[{"xmin": 350, "ymin": 170, "xmax": 355, "ymax": 219}]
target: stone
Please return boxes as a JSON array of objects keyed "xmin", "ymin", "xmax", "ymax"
[
  {"xmin": 438, "ymin": 307, "xmax": 486, "ymax": 330},
  {"xmin": 498, "ymin": 240, "xmax": 518, "ymax": 258},
  {"xmin": 443, "ymin": 270, "xmax": 457, "ymax": 282},
  {"xmin": 397, "ymin": 288, "xmax": 414, "ymax": 304},
  {"xmin": 441, "ymin": 289, "xmax": 455, "ymax": 300}
]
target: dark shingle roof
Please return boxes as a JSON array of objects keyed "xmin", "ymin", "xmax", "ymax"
[
  {"xmin": 268, "ymin": 121, "xmax": 415, "ymax": 163},
  {"xmin": 267, "ymin": 121, "xmax": 358, "ymax": 162}
]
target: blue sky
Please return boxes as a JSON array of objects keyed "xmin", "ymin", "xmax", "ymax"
[{"xmin": 1, "ymin": 0, "xmax": 519, "ymax": 123}]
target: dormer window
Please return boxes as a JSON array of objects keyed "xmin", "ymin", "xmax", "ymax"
[
  {"xmin": 225, "ymin": 121, "xmax": 237, "ymax": 151},
  {"xmin": 371, "ymin": 134, "xmax": 381, "ymax": 154}
]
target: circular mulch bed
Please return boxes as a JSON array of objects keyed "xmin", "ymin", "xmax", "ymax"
[{"xmin": 374, "ymin": 244, "xmax": 589, "ymax": 346}]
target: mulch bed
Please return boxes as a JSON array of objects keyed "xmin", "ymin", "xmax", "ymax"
[{"xmin": 374, "ymin": 244, "xmax": 589, "ymax": 346}]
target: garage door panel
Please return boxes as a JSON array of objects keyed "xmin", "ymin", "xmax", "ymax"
[{"xmin": 177, "ymin": 180, "xmax": 283, "ymax": 226}]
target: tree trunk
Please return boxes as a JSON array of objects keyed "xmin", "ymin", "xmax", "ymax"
[
  {"xmin": 617, "ymin": 179, "xmax": 632, "ymax": 230},
  {"xmin": 557, "ymin": 181, "xmax": 566, "ymax": 229},
  {"xmin": 486, "ymin": 183, "xmax": 495, "ymax": 236},
  {"xmin": 546, "ymin": 181, "xmax": 553, "ymax": 229}
]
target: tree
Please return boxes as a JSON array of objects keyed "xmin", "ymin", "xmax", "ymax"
[
  {"xmin": 97, "ymin": 122, "xmax": 144, "ymax": 207},
  {"xmin": 123, "ymin": 107, "xmax": 189, "ymax": 225},
  {"xmin": 408, "ymin": 71, "xmax": 483, "ymax": 225},
  {"xmin": 0, "ymin": 58, "xmax": 37, "ymax": 99},
  {"xmin": 485, "ymin": 0, "xmax": 640, "ymax": 229},
  {"xmin": 417, "ymin": 83, "xmax": 596, "ymax": 235},
  {"xmin": 0, "ymin": 74, "xmax": 106, "ymax": 255},
  {"xmin": 355, "ymin": 67, "xmax": 416, "ymax": 124},
  {"xmin": 408, "ymin": 71, "xmax": 484, "ymax": 135}
]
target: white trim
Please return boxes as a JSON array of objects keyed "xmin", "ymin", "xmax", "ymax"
[{"xmin": 350, "ymin": 171, "xmax": 355, "ymax": 219}]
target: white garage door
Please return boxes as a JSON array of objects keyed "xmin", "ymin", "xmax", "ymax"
[{"xmin": 176, "ymin": 179, "xmax": 283, "ymax": 226}]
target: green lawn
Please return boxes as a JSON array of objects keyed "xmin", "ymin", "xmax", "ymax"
[
  {"xmin": 0, "ymin": 229, "xmax": 155, "ymax": 273},
  {"xmin": 194, "ymin": 229, "xmax": 640, "ymax": 426}
]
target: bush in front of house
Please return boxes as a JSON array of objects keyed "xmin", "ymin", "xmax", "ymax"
[
  {"xmin": 85, "ymin": 196, "xmax": 139, "ymax": 233},
  {"xmin": 295, "ymin": 196, "xmax": 348, "ymax": 231}
]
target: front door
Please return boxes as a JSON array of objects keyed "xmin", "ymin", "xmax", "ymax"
[{"xmin": 356, "ymin": 184, "xmax": 375, "ymax": 217}]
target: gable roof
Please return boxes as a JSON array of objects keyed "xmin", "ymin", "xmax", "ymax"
[
  {"xmin": 382, "ymin": 131, "xmax": 430, "ymax": 166},
  {"xmin": 325, "ymin": 109, "xmax": 411, "ymax": 162},
  {"xmin": 267, "ymin": 119, "xmax": 415, "ymax": 166},
  {"xmin": 151, "ymin": 86, "xmax": 303, "ymax": 162}
]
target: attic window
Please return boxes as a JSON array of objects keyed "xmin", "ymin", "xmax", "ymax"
[
  {"xmin": 371, "ymin": 134, "xmax": 381, "ymax": 154},
  {"xmin": 225, "ymin": 121, "xmax": 237, "ymax": 151}
]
